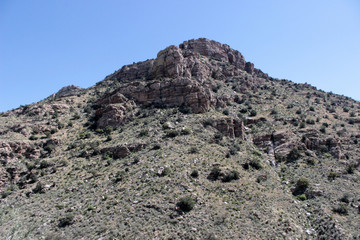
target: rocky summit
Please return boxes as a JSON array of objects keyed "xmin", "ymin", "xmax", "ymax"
[{"xmin": 0, "ymin": 38, "xmax": 360, "ymax": 239}]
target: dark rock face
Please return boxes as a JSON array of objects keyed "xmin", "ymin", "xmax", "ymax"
[
  {"xmin": 211, "ymin": 118, "xmax": 245, "ymax": 139},
  {"xmin": 95, "ymin": 93, "xmax": 136, "ymax": 128},
  {"xmin": 301, "ymin": 130, "xmax": 341, "ymax": 158},
  {"xmin": 117, "ymin": 78, "xmax": 214, "ymax": 114}
]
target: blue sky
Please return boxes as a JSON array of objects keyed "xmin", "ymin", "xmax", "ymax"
[{"xmin": 1, "ymin": 0, "xmax": 359, "ymax": 112}]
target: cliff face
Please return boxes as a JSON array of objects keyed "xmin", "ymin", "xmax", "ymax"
[
  {"xmin": 0, "ymin": 38, "xmax": 360, "ymax": 240},
  {"xmin": 106, "ymin": 38, "xmax": 267, "ymax": 83}
]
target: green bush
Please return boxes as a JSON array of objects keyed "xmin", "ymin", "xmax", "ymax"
[
  {"xmin": 249, "ymin": 158, "xmax": 263, "ymax": 170},
  {"xmin": 181, "ymin": 128, "xmax": 191, "ymax": 135},
  {"xmin": 165, "ymin": 130, "xmax": 179, "ymax": 138},
  {"xmin": 249, "ymin": 109, "xmax": 257, "ymax": 117},
  {"xmin": 189, "ymin": 147, "xmax": 199, "ymax": 154},
  {"xmin": 32, "ymin": 182, "xmax": 44, "ymax": 194},
  {"xmin": 58, "ymin": 214, "xmax": 74, "ymax": 227},
  {"xmin": 328, "ymin": 171, "xmax": 339, "ymax": 181},
  {"xmin": 222, "ymin": 170, "xmax": 239, "ymax": 182},
  {"xmin": 160, "ymin": 167, "xmax": 171, "ymax": 177},
  {"xmin": 333, "ymin": 203, "xmax": 348, "ymax": 215},
  {"xmin": 190, "ymin": 170, "xmax": 199, "ymax": 178},
  {"xmin": 306, "ymin": 119, "xmax": 315, "ymax": 125},
  {"xmin": 293, "ymin": 177, "xmax": 309, "ymax": 196},
  {"xmin": 208, "ymin": 166, "xmax": 221, "ymax": 181},
  {"xmin": 287, "ymin": 147, "xmax": 301, "ymax": 162},
  {"xmin": 114, "ymin": 171, "xmax": 126, "ymax": 183},
  {"xmin": 296, "ymin": 194, "xmax": 307, "ymax": 201},
  {"xmin": 177, "ymin": 196, "xmax": 195, "ymax": 212},
  {"xmin": 139, "ymin": 129, "xmax": 149, "ymax": 137}
]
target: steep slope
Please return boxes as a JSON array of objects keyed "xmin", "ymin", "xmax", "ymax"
[{"xmin": 0, "ymin": 38, "xmax": 359, "ymax": 239}]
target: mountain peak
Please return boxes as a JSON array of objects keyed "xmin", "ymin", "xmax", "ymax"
[{"xmin": 105, "ymin": 38, "xmax": 268, "ymax": 83}]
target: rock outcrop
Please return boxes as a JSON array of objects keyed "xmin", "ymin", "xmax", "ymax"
[
  {"xmin": 105, "ymin": 38, "xmax": 268, "ymax": 83},
  {"xmin": 95, "ymin": 93, "xmax": 136, "ymax": 128},
  {"xmin": 117, "ymin": 78, "xmax": 214, "ymax": 114},
  {"xmin": 206, "ymin": 117, "xmax": 245, "ymax": 139},
  {"xmin": 54, "ymin": 85, "xmax": 82, "ymax": 98}
]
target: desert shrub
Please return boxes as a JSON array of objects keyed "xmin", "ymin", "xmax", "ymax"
[
  {"xmin": 203, "ymin": 119, "xmax": 213, "ymax": 127},
  {"xmin": 339, "ymin": 193, "xmax": 351, "ymax": 203},
  {"xmin": 296, "ymin": 109, "xmax": 302, "ymax": 114},
  {"xmin": 189, "ymin": 147, "xmax": 199, "ymax": 154},
  {"xmin": 104, "ymin": 126, "xmax": 113, "ymax": 135},
  {"xmin": 222, "ymin": 170, "xmax": 239, "ymax": 182},
  {"xmin": 1, "ymin": 189, "xmax": 13, "ymax": 199},
  {"xmin": 299, "ymin": 121, "xmax": 306, "ymax": 129},
  {"xmin": 160, "ymin": 167, "xmax": 171, "ymax": 177},
  {"xmin": 72, "ymin": 113, "xmax": 80, "ymax": 120},
  {"xmin": 44, "ymin": 144, "xmax": 55, "ymax": 153},
  {"xmin": 177, "ymin": 196, "xmax": 195, "ymax": 212},
  {"xmin": 309, "ymin": 106, "xmax": 315, "ymax": 111},
  {"xmin": 328, "ymin": 171, "xmax": 339, "ymax": 181},
  {"xmin": 287, "ymin": 147, "xmax": 301, "ymax": 162},
  {"xmin": 181, "ymin": 128, "xmax": 191, "ymax": 135},
  {"xmin": 165, "ymin": 130, "xmax": 179, "ymax": 138},
  {"xmin": 57, "ymin": 121, "xmax": 65, "ymax": 129},
  {"xmin": 350, "ymin": 112, "xmax": 356, "ymax": 117},
  {"xmin": 293, "ymin": 178, "xmax": 309, "ymax": 196},
  {"xmin": 26, "ymin": 162, "xmax": 36, "ymax": 171},
  {"xmin": 320, "ymin": 126, "xmax": 326, "ymax": 133},
  {"xmin": 306, "ymin": 158, "xmax": 316, "ymax": 166},
  {"xmin": 229, "ymin": 146, "xmax": 238, "ymax": 155},
  {"xmin": 249, "ymin": 109, "xmax": 257, "ymax": 117},
  {"xmin": 28, "ymin": 172, "xmax": 38, "ymax": 183},
  {"xmin": 256, "ymin": 174, "xmax": 268, "ymax": 183},
  {"xmin": 152, "ymin": 143, "xmax": 161, "ymax": 150},
  {"xmin": 58, "ymin": 214, "xmax": 74, "ymax": 228},
  {"xmin": 208, "ymin": 166, "xmax": 221, "ymax": 181},
  {"xmin": 179, "ymin": 105, "xmax": 192, "ymax": 114},
  {"xmin": 214, "ymin": 132, "xmax": 223, "ymax": 140},
  {"xmin": 296, "ymin": 194, "xmax": 307, "ymax": 201},
  {"xmin": 306, "ymin": 119, "xmax": 315, "ymax": 125},
  {"xmin": 190, "ymin": 169, "xmax": 199, "ymax": 178},
  {"xmin": 139, "ymin": 129, "xmax": 149, "ymax": 137},
  {"xmin": 239, "ymin": 108, "xmax": 248, "ymax": 114},
  {"xmin": 249, "ymin": 158, "xmax": 262, "ymax": 170},
  {"xmin": 32, "ymin": 182, "xmax": 44, "ymax": 194},
  {"xmin": 270, "ymin": 109, "xmax": 278, "ymax": 115},
  {"xmin": 223, "ymin": 109, "xmax": 230, "ymax": 115},
  {"xmin": 322, "ymin": 122, "xmax": 329, "ymax": 127},
  {"xmin": 114, "ymin": 171, "xmax": 126, "ymax": 183},
  {"xmin": 29, "ymin": 135, "xmax": 38, "ymax": 141},
  {"xmin": 346, "ymin": 164, "xmax": 355, "ymax": 174},
  {"xmin": 333, "ymin": 203, "xmax": 348, "ymax": 215},
  {"xmin": 39, "ymin": 160, "xmax": 50, "ymax": 169}
]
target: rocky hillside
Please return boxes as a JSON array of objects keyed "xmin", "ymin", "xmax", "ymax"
[{"xmin": 0, "ymin": 38, "xmax": 359, "ymax": 239}]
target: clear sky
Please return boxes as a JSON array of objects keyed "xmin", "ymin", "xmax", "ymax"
[{"xmin": 1, "ymin": 0, "xmax": 359, "ymax": 112}]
